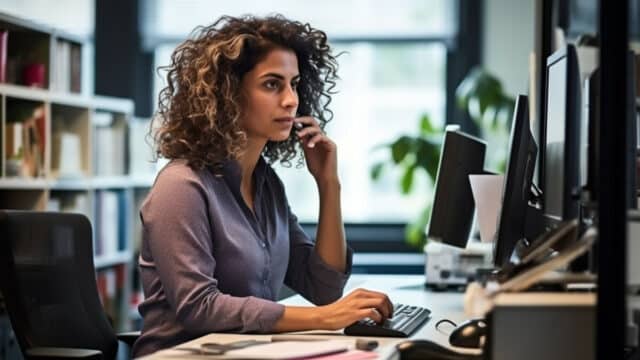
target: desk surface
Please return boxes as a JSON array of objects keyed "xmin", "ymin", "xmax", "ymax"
[{"xmin": 141, "ymin": 274, "xmax": 478, "ymax": 359}]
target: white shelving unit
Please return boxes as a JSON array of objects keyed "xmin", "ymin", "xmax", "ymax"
[{"xmin": 0, "ymin": 13, "xmax": 155, "ymax": 332}]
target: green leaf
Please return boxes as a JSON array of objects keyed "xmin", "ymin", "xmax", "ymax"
[
  {"xmin": 400, "ymin": 164, "xmax": 416, "ymax": 194},
  {"xmin": 391, "ymin": 136, "xmax": 414, "ymax": 164},
  {"xmin": 481, "ymin": 104, "xmax": 499, "ymax": 131},
  {"xmin": 370, "ymin": 162, "xmax": 385, "ymax": 181},
  {"xmin": 456, "ymin": 67, "xmax": 508, "ymax": 128},
  {"xmin": 475, "ymin": 83, "xmax": 502, "ymax": 118},
  {"xmin": 414, "ymin": 138, "xmax": 442, "ymax": 181},
  {"xmin": 420, "ymin": 114, "xmax": 435, "ymax": 135},
  {"xmin": 455, "ymin": 67, "xmax": 482, "ymax": 110}
]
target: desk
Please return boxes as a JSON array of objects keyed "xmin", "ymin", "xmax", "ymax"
[{"xmin": 141, "ymin": 274, "xmax": 478, "ymax": 359}]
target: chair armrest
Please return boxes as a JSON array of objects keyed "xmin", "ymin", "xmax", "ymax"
[
  {"xmin": 26, "ymin": 347, "xmax": 102, "ymax": 360},
  {"xmin": 117, "ymin": 331, "xmax": 141, "ymax": 348}
]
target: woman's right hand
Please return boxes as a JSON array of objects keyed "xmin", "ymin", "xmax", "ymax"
[{"xmin": 316, "ymin": 288, "xmax": 394, "ymax": 330}]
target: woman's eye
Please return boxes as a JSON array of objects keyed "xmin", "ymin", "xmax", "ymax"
[
  {"xmin": 291, "ymin": 82, "xmax": 299, "ymax": 90},
  {"xmin": 264, "ymin": 80, "xmax": 279, "ymax": 90}
]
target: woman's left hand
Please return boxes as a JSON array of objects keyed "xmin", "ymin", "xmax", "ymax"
[{"xmin": 295, "ymin": 116, "xmax": 338, "ymax": 184}]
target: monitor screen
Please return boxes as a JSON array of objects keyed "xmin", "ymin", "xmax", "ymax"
[
  {"xmin": 493, "ymin": 95, "xmax": 538, "ymax": 267},
  {"xmin": 541, "ymin": 44, "xmax": 581, "ymax": 227},
  {"xmin": 427, "ymin": 129, "xmax": 486, "ymax": 248},
  {"xmin": 543, "ymin": 57, "xmax": 567, "ymax": 221}
]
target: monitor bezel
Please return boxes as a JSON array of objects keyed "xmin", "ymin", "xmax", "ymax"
[
  {"xmin": 493, "ymin": 94, "xmax": 538, "ymax": 267},
  {"xmin": 539, "ymin": 44, "xmax": 582, "ymax": 230}
]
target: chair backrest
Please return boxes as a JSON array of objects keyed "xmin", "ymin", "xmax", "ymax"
[{"xmin": 0, "ymin": 210, "xmax": 118, "ymax": 359}]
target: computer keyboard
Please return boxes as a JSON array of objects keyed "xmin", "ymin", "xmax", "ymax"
[{"xmin": 344, "ymin": 303, "xmax": 431, "ymax": 337}]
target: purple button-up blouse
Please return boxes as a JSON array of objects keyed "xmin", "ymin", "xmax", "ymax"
[{"xmin": 132, "ymin": 158, "xmax": 352, "ymax": 357}]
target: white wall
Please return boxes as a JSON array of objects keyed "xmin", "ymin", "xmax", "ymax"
[
  {"xmin": 482, "ymin": 0, "xmax": 535, "ymax": 97},
  {"xmin": 0, "ymin": 0, "xmax": 94, "ymax": 38}
]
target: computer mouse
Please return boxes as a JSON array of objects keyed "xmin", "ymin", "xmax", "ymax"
[
  {"xmin": 396, "ymin": 339, "xmax": 478, "ymax": 360},
  {"xmin": 449, "ymin": 319, "xmax": 487, "ymax": 349}
]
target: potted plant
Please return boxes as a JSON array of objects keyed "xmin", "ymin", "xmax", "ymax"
[
  {"xmin": 370, "ymin": 67, "xmax": 515, "ymax": 249},
  {"xmin": 455, "ymin": 67, "xmax": 515, "ymax": 172}
]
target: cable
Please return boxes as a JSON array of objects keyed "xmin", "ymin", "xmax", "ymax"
[{"xmin": 435, "ymin": 318, "xmax": 458, "ymax": 333}]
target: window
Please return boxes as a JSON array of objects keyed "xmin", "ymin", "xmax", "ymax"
[
  {"xmin": 275, "ymin": 42, "xmax": 446, "ymax": 222},
  {"xmin": 146, "ymin": 0, "xmax": 457, "ymax": 225}
]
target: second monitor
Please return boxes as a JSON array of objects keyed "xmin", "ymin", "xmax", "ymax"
[
  {"xmin": 493, "ymin": 94, "xmax": 540, "ymax": 267},
  {"xmin": 427, "ymin": 128, "xmax": 486, "ymax": 248}
]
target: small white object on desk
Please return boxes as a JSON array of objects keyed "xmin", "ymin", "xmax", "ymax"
[{"xmin": 468, "ymin": 174, "xmax": 504, "ymax": 243}]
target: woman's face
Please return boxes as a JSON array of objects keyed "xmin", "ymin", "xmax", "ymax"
[{"xmin": 239, "ymin": 48, "xmax": 300, "ymax": 144}]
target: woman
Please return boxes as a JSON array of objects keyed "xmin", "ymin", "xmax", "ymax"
[{"xmin": 133, "ymin": 14, "xmax": 393, "ymax": 357}]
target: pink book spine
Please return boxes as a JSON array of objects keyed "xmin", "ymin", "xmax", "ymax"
[{"xmin": 0, "ymin": 30, "xmax": 6, "ymax": 83}]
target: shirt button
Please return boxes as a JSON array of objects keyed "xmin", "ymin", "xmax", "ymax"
[{"xmin": 261, "ymin": 242, "xmax": 266, "ymax": 248}]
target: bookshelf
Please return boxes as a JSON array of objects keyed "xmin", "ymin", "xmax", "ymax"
[{"xmin": 0, "ymin": 13, "xmax": 156, "ymax": 332}]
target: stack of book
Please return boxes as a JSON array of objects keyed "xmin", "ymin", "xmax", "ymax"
[
  {"xmin": 51, "ymin": 39, "xmax": 81, "ymax": 93},
  {"xmin": 94, "ymin": 190, "xmax": 127, "ymax": 257},
  {"xmin": 93, "ymin": 111, "xmax": 126, "ymax": 176},
  {"xmin": 4, "ymin": 105, "xmax": 46, "ymax": 177}
]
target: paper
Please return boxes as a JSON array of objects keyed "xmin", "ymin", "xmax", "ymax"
[
  {"xmin": 469, "ymin": 175, "xmax": 504, "ymax": 243},
  {"xmin": 171, "ymin": 340, "xmax": 350, "ymax": 359},
  {"xmin": 224, "ymin": 340, "xmax": 349, "ymax": 359}
]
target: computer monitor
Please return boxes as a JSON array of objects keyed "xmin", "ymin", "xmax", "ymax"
[
  {"xmin": 493, "ymin": 95, "xmax": 539, "ymax": 267},
  {"xmin": 580, "ymin": 54, "xmax": 638, "ymax": 272},
  {"xmin": 583, "ymin": 55, "xmax": 637, "ymax": 210},
  {"xmin": 626, "ymin": 51, "xmax": 638, "ymax": 209},
  {"xmin": 426, "ymin": 128, "xmax": 486, "ymax": 248},
  {"xmin": 540, "ymin": 44, "xmax": 582, "ymax": 228}
]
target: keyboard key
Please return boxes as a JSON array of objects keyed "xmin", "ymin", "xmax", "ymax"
[{"xmin": 344, "ymin": 303, "xmax": 431, "ymax": 337}]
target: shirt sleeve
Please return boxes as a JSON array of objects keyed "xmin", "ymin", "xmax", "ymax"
[
  {"xmin": 283, "ymin": 207, "xmax": 353, "ymax": 305},
  {"xmin": 141, "ymin": 168, "xmax": 284, "ymax": 334}
]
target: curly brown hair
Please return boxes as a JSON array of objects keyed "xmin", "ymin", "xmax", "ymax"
[{"xmin": 152, "ymin": 14, "xmax": 339, "ymax": 171}]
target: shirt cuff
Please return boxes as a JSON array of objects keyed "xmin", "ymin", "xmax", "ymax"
[
  {"xmin": 307, "ymin": 246, "xmax": 353, "ymax": 290},
  {"xmin": 249, "ymin": 297, "xmax": 285, "ymax": 333}
]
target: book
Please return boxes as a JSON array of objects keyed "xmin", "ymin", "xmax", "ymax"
[
  {"xmin": 117, "ymin": 190, "xmax": 127, "ymax": 251},
  {"xmin": 94, "ymin": 193, "xmax": 103, "ymax": 256},
  {"xmin": 22, "ymin": 115, "xmax": 41, "ymax": 177},
  {"xmin": 52, "ymin": 131, "xmax": 82, "ymax": 177},
  {"xmin": 93, "ymin": 112, "xmax": 125, "ymax": 176},
  {"xmin": 54, "ymin": 39, "xmax": 70, "ymax": 92},
  {"xmin": 0, "ymin": 30, "xmax": 7, "ymax": 83},
  {"xmin": 5, "ymin": 122, "xmax": 23, "ymax": 159},
  {"xmin": 96, "ymin": 265, "xmax": 126, "ymax": 329},
  {"xmin": 70, "ymin": 43, "xmax": 82, "ymax": 93},
  {"xmin": 98, "ymin": 190, "xmax": 120, "ymax": 256}
]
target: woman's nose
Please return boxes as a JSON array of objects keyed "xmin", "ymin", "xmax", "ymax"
[{"xmin": 282, "ymin": 85, "xmax": 298, "ymax": 108}]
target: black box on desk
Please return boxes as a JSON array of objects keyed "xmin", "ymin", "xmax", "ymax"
[{"xmin": 486, "ymin": 292, "xmax": 595, "ymax": 360}]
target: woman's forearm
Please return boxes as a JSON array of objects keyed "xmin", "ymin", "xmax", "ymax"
[
  {"xmin": 273, "ymin": 288, "xmax": 394, "ymax": 333},
  {"xmin": 272, "ymin": 305, "xmax": 326, "ymax": 332},
  {"xmin": 314, "ymin": 178, "xmax": 347, "ymax": 273}
]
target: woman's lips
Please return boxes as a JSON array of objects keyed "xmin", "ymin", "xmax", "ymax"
[{"xmin": 274, "ymin": 116, "xmax": 294, "ymax": 123}]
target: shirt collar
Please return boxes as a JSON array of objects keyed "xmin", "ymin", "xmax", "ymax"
[{"xmin": 219, "ymin": 156, "xmax": 268, "ymax": 194}]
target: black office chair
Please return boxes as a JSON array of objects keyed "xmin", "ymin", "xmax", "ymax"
[{"xmin": 0, "ymin": 210, "xmax": 138, "ymax": 360}]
